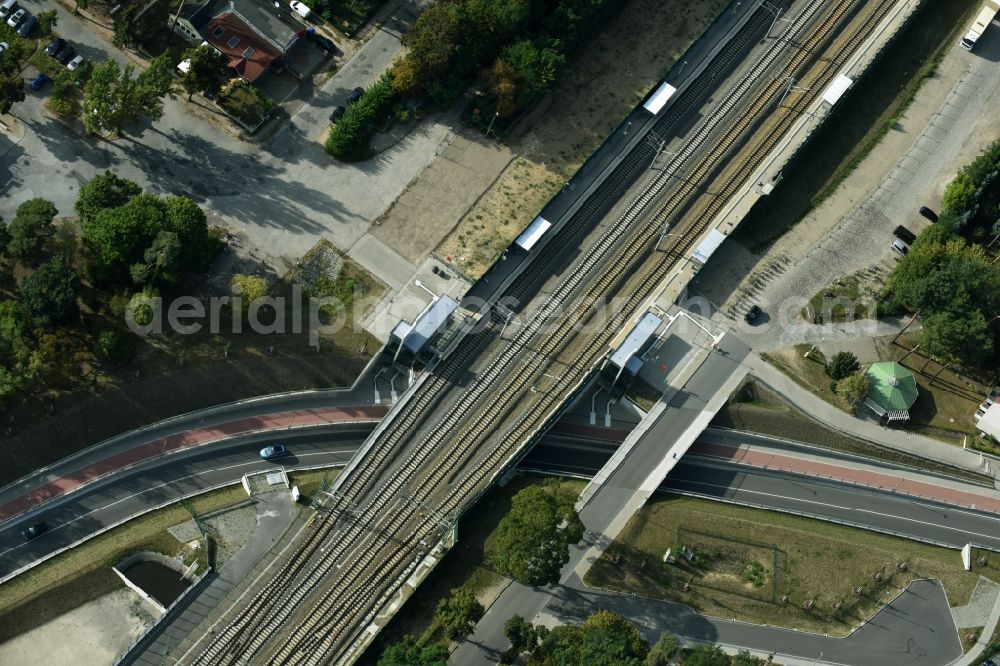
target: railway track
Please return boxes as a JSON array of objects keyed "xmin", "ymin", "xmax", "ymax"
[{"xmin": 189, "ymin": 1, "xmax": 900, "ymax": 663}]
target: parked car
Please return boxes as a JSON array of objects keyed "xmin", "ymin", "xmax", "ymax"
[
  {"xmin": 744, "ymin": 304, "xmax": 762, "ymax": 324},
  {"xmin": 66, "ymin": 55, "xmax": 84, "ymax": 71},
  {"xmin": 0, "ymin": 41, "xmax": 8, "ymax": 55},
  {"xmin": 891, "ymin": 239, "xmax": 909, "ymax": 256},
  {"xmin": 346, "ymin": 87, "xmax": 363, "ymax": 104},
  {"xmin": 21, "ymin": 522, "xmax": 48, "ymax": 541},
  {"xmin": 27, "ymin": 73, "xmax": 48, "ymax": 91},
  {"xmin": 309, "ymin": 32, "xmax": 338, "ymax": 54},
  {"xmin": 15, "ymin": 13, "xmax": 34, "ymax": 36},
  {"xmin": 289, "ymin": 0, "xmax": 310, "ymax": 18},
  {"xmin": 919, "ymin": 206, "xmax": 938, "ymax": 222},
  {"xmin": 6, "ymin": 7, "xmax": 26, "ymax": 28},
  {"xmin": 55, "ymin": 46, "xmax": 76, "ymax": 66},
  {"xmin": 892, "ymin": 225, "xmax": 916, "ymax": 244},
  {"xmin": 328, "ymin": 105, "xmax": 345, "ymax": 122},
  {"xmin": 0, "ymin": 0, "xmax": 16, "ymax": 20},
  {"xmin": 44, "ymin": 37, "xmax": 66, "ymax": 57},
  {"xmin": 259, "ymin": 444, "xmax": 288, "ymax": 460}
]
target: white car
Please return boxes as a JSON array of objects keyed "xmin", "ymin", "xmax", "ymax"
[
  {"xmin": 289, "ymin": 0, "xmax": 310, "ymax": 18},
  {"xmin": 66, "ymin": 54, "xmax": 84, "ymax": 71},
  {"xmin": 0, "ymin": 42, "xmax": 8, "ymax": 54},
  {"xmin": 6, "ymin": 7, "xmax": 25, "ymax": 28}
]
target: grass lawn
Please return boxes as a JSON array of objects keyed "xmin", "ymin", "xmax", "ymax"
[
  {"xmin": 0, "ymin": 483, "xmax": 249, "ymax": 642},
  {"xmin": 714, "ymin": 380, "xmax": 990, "ymax": 483},
  {"xmin": 585, "ymin": 494, "xmax": 996, "ymax": 636},
  {"xmin": 359, "ymin": 475, "xmax": 586, "ymax": 664},
  {"xmin": 288, "ymin": 468, "xmax": 339, "ymax": 503},
  {"xmin": 625, "ymin": 377, "xmax": 662, "ymax": 412},
  {"xmin": 217, "ymin": 83, "xmax": 274, "ymax": 128},
  {"xmin": 802, "ymin": 275, "xmax": 870, "ymax": 324},
  {"xmin": 732, "ymin": 0, "xmax": 982, "ymax": 251},
  {"xmin": 761, "ymin": 345, "xmax": 848, "ymax": 410},
  {"xmin": 317, "ymin": 0, "xmax": 376, "ymax": 37}
]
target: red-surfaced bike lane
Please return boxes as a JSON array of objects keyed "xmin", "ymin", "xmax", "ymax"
[{"xmin": 0, "ymin": 405, "xmax": 390, "ymax": 522}]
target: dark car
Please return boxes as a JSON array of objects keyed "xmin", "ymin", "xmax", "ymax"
[
  {"xmin": 893, "ymin": 225, "xmax": 916, "ymax": 244},
  {"xmin": 310, "ymin": 32, "xmax": 338, "ymax": 54},
  {"xmin": 328, "ymin": 105, "xmax": 345, "ymax": 123},
  {"xmin": 44, "ymin": 37, "xmax": 65, "ymax": 57},
  {"xmin": 27, "ymin": 73, "xmax": 48, "ymax": 91},
  {"xmin": 21, "ymin": 522, "xmax": 48, "ymax": 541},
  {"xmin": 919, "ymin": 206, "xmax": 938, "ymax": 222},
  {"xmin": 346, "ymin": 87, "xmax": 363, "ymax": 104},
  {"xmin": 260, "ymin": 444, "xmax": 288, "ymax": 460},
  {"xmin": 15, "ymin": 13, "xmax": 35, "ymax": 36},
  {"xmin": 55, "ymin": 46, "xmax": 76, "ymax": 66},
  {"xmin": 744, "ymin": 304, "xmax": 762, "ymax": 324}
]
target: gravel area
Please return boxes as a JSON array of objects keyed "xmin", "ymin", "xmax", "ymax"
[
  {"xmin": 691, "ymin": 33, "xmax": 1000, "ymax": 351},
  {"xmin": 0, "ymin": 588, "xmax": 151, "ymax": 665},
  {"xmin": 168, "ymin": 502, "xmax": 259, "ymax": 569}
]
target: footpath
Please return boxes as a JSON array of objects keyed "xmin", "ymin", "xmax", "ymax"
[{"xmin": 745, "ymin": 354, "xmax": 998, "ymax": 481}]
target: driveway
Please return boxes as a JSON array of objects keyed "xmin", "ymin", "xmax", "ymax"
[{"xmin": 0, "ymin": 0, "xmax": 452, "ymax": 273}]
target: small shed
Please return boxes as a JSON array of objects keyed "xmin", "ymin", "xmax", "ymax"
[{"xmin": 864, "ymin": 362, "xmax": 918, "ymax": 421}]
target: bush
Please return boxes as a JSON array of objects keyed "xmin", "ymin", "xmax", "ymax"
[
  {"xmin": 37, "ymin": 10, "xmax": 56, "ymax": 35},
  {"xmin": 95, "ymin": 329, "xmax": 135, "ymax": 365},
  {"xmin": 826, "ymin": 351, "xmax": 860, "ymax": 380}
]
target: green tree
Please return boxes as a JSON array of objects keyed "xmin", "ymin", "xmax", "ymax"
[
  {"xmin": 163, "ymin": 195, "xmax": 211, "ymax": 266},
  {"xmin": 532, "ymin": 611, "xmax": 648, "ymax": 665},
  {"xmin": 492, "ymin": 482, "xmax": 584, "ymax": 586},
  {"xmin": 136, "ymin": 54, "xmax": 175, "ymax": 122},
  {"xmin": 394, "ymin": 2, "xmax": 462, "ymax": 96},
  {"xmin": 922, "ymin": 310, "xmax": 993, "ymax": 367},
  {"xmin": 83, "ymin": 193, "xmax": 165, "ymax": 280},
  {"xmin": 434, "ymin": 587, "xmax": 484, "ymax": 639},
  {"xmin": 503, "ymin": 39, "xmax": 563, "ymax": 110},
  {"xmin": 0, "ymin": 71, "xmax": 25, "ymax": 115},
  {"xmin": 734, "ymin": 649, "xmax": 762, "ymax": 666},
  {"xmin": 325, "ymin": 71, "xmax": 396, "ymax": 160},
  {"xmin": 75, "ymin": 172, "xmax": 142, "ymax": 224},
  {"xmin": 8, "ymin": 198, "xmax": 57, "ymax": 266},
  {"xmin": 504, "ymin": 614, "xmax": 537, "ymax": 654},
  {"xmin": 826, "ymin": 351, "xmax": 860, "ymax": 380},
  {"xmin": 645, "ymin": 632, "xmax": 679, "ymax": 666},
  {"xmin": 0, "ymin": 299, "xmax": 32, "ymax": 402},
  {"xmin": 181, "ymin": 45, "xmax": 224, "ymax": 99},
  {"xmin": 20, "ymin": 256, "xmax": 79, "ymax": 327},
  {"xmin": 126, "ymin": 287, "xmax": 158, "ymax": 328},
  {"xmin": 836, "ymin": 372, "xmax": 870, "ymax": 408},
  {"xmin": 377, "ymin": 635, "xmax": 449, "ymax": 666},
  {"xmin": 942, "ymin": 172, "xmax": 977, "ymax": 216},
  {"xmin": 112, "ymin": 4, "xmax": 140, "ymax": 48},
  {"xmin": 684, "ymin": 644, "xmax": 730, "ymax": 666},
  {"xmin": 0, "ymin": 216, "xmax": 9, "ymax": 257},
  {"xmin": 37, "ymin": 9, "xmax": 57, "ymax": 35},
  {"xmin": 131, "ymin": 230, "xmax": 180, "ymax": 285}
]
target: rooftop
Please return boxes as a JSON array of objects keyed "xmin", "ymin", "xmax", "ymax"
[{"xmin": 204, "ymin": 11, "xmax": 282, "ymax": 83}]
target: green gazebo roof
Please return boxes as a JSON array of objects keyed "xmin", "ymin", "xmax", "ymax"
[{"xmin": 865, "ymin": 362, "xmax": 918, "ymax": 412}]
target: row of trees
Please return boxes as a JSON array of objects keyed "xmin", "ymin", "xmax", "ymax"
[
  {"xmin": 393, "ymin": 0, "xmax": 612, "ymax": 117},
  {"xmin": 325, "ymin": 71, "xmax": 397, "ymax": 160}
]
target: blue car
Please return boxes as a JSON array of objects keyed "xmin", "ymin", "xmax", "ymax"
[
  {"xmin": 27, "ymin": 73, "xmax": 48, "ymax": 91},
  {"xmin": 259, "ymin": 444, "xmax": 288, "ymax": 460}
]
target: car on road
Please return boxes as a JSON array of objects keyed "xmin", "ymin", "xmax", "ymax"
[
  {"xmin": 15, "ymin": 13, "xmax": 34, "ymax": 36},
  {"xmin": 891, "ymin": 239, "xmax": 909, "ymax": 256},
  {"xmin": 328, "ymin": 105, "xmax": 345, "ymax": 123},
  {"xmin": 44, "ymin": 37, "xmax": 65, "ymax": 57},
  {"xmin": 260, "ymin": 444, "xmax": 288, "ymax": 460},
  {"xmin": 919, "ymin": 206, "xmax": 938, "ymax": 222},
  {"xmin": 6, "ymin": 7, "xmax": 26, "ymax": 28},
  {"xmin": 744, "ymin": 304, "xmax": 762, "ymax": 324},
  {"xmin": 55, "ymin": 46, "xmax": 76, "ymax": 66},
  {"xmin": 893, "ymin": 225, "xmax": 916, "ymax": 244},
  {"xmin": 27, "ymin": 73, "xmax": 48, "ymax": 91},
  {"xmin": 289, "ymin": 0, "xmax": 310, "ymax": 18},
  {"xmin": 309, "ymin": 32, "xmax": 338, "ymax": 54},
  {"xmin": 346, "ymin": 87, "xmax": 363, "ymax": 104},
  {"xmin": 67, "ymin": 55, "xmax": 84, "ymax": 71},
  {"xmin": 21, "ymin": 522, "xmax": 48, "ymax": 541}
]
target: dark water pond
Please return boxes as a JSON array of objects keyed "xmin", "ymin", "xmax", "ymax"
[{"xmin": 122, "ymin": 561, "xmax": 190, "ymax": 606}]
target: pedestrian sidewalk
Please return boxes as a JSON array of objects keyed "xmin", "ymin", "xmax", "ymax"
[{"xmin": 745, "ymin": 354, "xmax": 995, "ymax": 479}]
